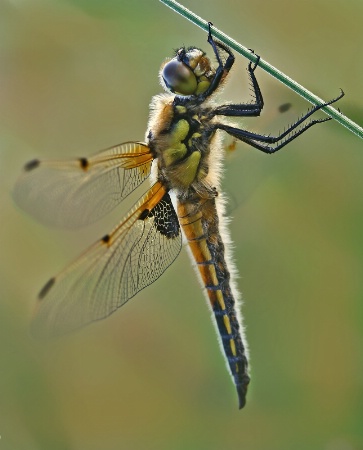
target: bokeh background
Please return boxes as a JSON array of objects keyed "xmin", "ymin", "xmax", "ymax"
[{"xmin": 1, "ymin": 0, "xmax": 362, "ymax": 449}]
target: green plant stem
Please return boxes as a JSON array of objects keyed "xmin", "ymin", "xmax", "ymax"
[{"xmin": 160, "ymin": 0, "xmax": 363, "ymax": 140}]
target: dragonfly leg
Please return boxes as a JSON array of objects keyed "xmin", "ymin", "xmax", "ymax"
[
  {"xmin": 214, "ymin": 89, "xmax": 344, "ymax": 153},
  {"xmin": 213, "ymin": 51, "xmax": 264, "ymax": 118},
  {"xmin": 220, "ymin": 117, "xmax": 331, "ymax": 153},
  {"xmin": 201, "ymin": 22, "xmax": 235, "ymax": 99}
]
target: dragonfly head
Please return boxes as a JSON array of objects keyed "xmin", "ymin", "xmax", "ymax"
[{"xmin": 160, "ymin": 47, "xmax": 213, "ymax": 96}]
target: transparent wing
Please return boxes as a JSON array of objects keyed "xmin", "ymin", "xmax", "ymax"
[
  {"xmin": 13, "ymin": 141, "xmax": 153, "ymax": 228},
  {"xmin": 31, "ymin": 182, "xmax": 182, "ymax": 338}
]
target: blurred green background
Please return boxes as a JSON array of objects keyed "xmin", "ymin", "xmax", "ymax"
[{"xmin": 1, "ymin": 0, "xmax": 362, "ymax": 449}]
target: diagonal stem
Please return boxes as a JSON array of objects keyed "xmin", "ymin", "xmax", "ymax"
[{"xmin": 159, "ymin": 0, "xmax": 363, "ymax": 140}]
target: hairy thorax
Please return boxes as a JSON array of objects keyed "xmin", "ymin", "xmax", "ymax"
[{"xmin": 146, "ymin": 93, "xmax": 220, "ymax": 199}]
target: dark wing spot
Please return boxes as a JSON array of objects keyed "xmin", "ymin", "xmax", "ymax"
[
  {"xmin": 101, "ymin": 234, "xmax": 110, "ymax": 244},
  {"xmin": 79, "ymin": 157, "xmax": 89, "ymax": 170},
  {"xmin": 138, "ymin": 209, "xmax": 150, "ymax": 221},
  {"xmin": 38, "ymin": 277, "xmax": 55, "ymax": 300},
  {"xmin": 278, "ymin": 102, "xmax": 292, "ymax": 113},
  {"xmin": 149, "ymin": 193, "xmax": 180, "ymax": 239},
  {"xmin": 24, "ymin": 159, "xmax": 40, "ymax": 171}
]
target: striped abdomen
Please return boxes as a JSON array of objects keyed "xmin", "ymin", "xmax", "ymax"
[{"xmin": 177, "ymin": 196, "xmax": 250, "ymax": 409}]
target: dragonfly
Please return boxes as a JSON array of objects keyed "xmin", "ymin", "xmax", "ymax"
[{"xmin": 14, "ymin": 23, "xmax": 343, "ymax": 409}]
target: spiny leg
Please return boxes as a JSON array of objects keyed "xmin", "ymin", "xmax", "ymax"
[
  {"xmin": 201, "ymin": 22, "xmax": 235, "ymax": 99},
  {"xmin": 205, "ymin": 24, "xmax": 264, "ymax": 116},
  {"xmin": 226, "ymin": 116, "xmax": 331, "ymax": 154},
  {"xmin": 207, "ymin": 22, "xmax": 234, "ymax": 68},
  {"xmin": 214, "ymin": 89, "xmax": 344, "ymax": 153},
  {"xmin": 213, "ymin": 54, "xmax": 264, "ymax": 117}
]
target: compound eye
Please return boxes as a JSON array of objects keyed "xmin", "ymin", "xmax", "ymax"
[{"xmin": 162, "ymin": 59, "xmax": 197, "ymax": 95}]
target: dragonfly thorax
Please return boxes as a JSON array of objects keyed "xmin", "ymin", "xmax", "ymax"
[{"xmin": 147, "ymin": 94, "xmax": 217, "ymax": 196}]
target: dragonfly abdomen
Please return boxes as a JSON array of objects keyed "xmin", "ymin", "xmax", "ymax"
[{"xmin": 177, "ymin": 196, "xmax": 250, "ymax": 409}]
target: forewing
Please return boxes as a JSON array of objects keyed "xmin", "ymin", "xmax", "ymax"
[
  {"xmin": 31, "ymin": 182, "xmax": 182, "ymax": 338},
  {"xmin": 13, "ymin": 142, "xmax": 153, "ymax": 228}
]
